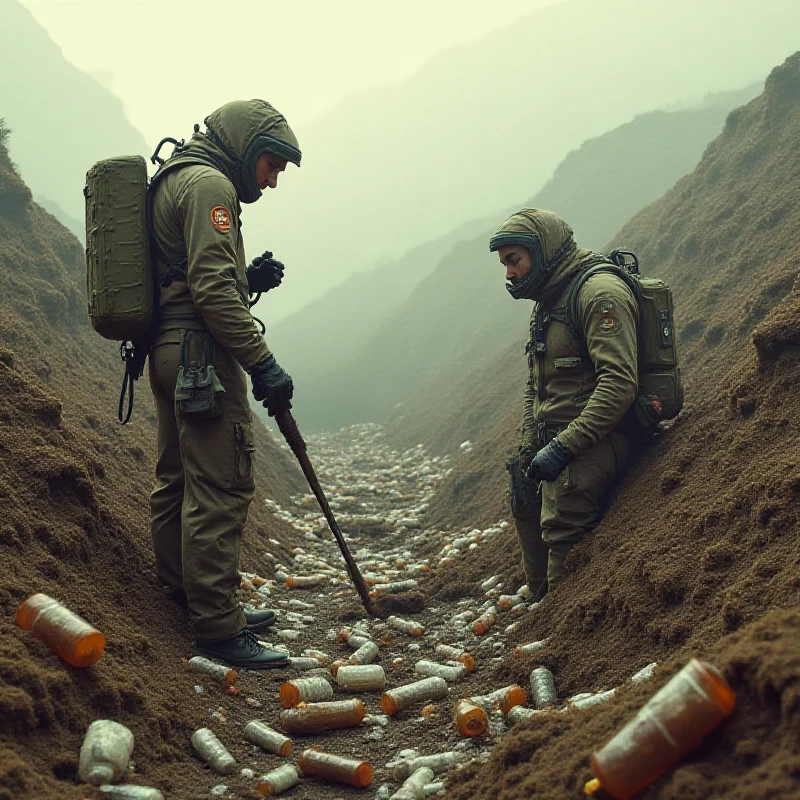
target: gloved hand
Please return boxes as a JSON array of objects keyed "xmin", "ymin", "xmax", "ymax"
[
  {"xmin": 246, "ymin": 251, "xmax": 285, "ymax": 295},
  {"xmin": 250, "ymin": 356, "xmax": 293, "ymax": 416},
  {"xmin": 527, "ymin": 437, "xmax": 573, "ymax": 483}
]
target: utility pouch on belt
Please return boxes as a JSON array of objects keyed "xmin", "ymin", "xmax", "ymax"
[
  {"xmin": 506, "ymin": 457, "xmax": 539, "ymax": 517},
  {"xmin": 174, "ymin": 331, "xmax": 225, "ymax": 421}
]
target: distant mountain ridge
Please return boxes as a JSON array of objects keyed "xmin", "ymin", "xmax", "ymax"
[
  {"xmin": 1, "ymin": 0, "xmax": 149, "ymax": 224},
  {"xmin": 279, "ymin": 84, "xmax": 761, "ymax": 435}
]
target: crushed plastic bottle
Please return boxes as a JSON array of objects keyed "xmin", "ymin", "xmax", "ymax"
[
  {"xmin": 337, "ymin": 664, "xmax": 387, "ymax": 691},
  {"xmin": 244, "ymin": 721, "xmax": 293, "ymax": 756},
  {"xmin": 78, "ymin": 720, "xmax": 134, "ymax": 786},
  {"xmin": 434, "ymin": 645, "xmax": 476, "ymax": 673},
  {"xmin": 381, "ymin": 677, "xmax": 448, "ymax": 716},
  {"xmin": 497, "ymin": 594, "xmax": 524, "ymax": 611},
  {"xmin": 16, "ymin": 593, "xmax": 106, "ymax": 668},
  {"xmin": 98, "ymin": 787, "xmax": 165, "ymax": 800},
  {"xmin": 390, "ymin": 766, "xmax": 436, "ymax": 800},
  {"xmin": 258, "ymin": 764, "xmax": 300, "ymax": 795},
  {"xmin": 453, "ymin": 700, "xmax": 489, "ymax": 738},
  {"xmin": 530, "ymin": 667, "xmax": 558, "ymax": 709},
  {"xmin": 298, "ymin": 749, "xmax": 373, "ymax": 787},
  {"xmin": 471, "ymin": 684, "xmax": 527, "ymax": 714},
  {"xmin": 414, "ymin": 660, "xmax": 466, "ymax": 682},
  {"xmin": 188, "ymin": 656, "xmax": 237, "ymax": 687},
  {"xmin": 589, "ymin": 659, "xmax": 736, "ymax": 800},
  {"xmin": 191, "ymin": 728, "xmax": 236, "ymax": 775},
  {"xmin": 388, "ymin": 616, "xmax": 425, "ymax": 636},
  {"xmin": 280, "ymin": 676, "xmax": 334, "ymax": 708},
  {"xmin": 392, "ymin": 752, "xmax": 460, "ymax": 781},
  {"xmin": 279, "ymin": 698, "xmax": 366, "ymax": 735}
]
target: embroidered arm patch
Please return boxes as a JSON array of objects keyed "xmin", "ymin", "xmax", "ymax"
[{"xmin": 210, "ymin": 205, "xmax": 231, "ymax": 233}]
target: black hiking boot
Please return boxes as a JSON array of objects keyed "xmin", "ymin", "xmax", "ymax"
[
  {"xmin": 195, "ymin": 628, "xmax": 289, "ymax": 669},
  {"xmin": 165, "ymin": 587, "xmax": 277, "ymax": 631},
  {"xmin": 243, "ymin": 608, "xmax": 277, "ymax": 632}
]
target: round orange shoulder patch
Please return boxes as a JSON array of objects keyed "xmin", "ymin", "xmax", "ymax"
[{"xmin": 210, "ymin": 205, "xmax": 231, "ymax": 233}]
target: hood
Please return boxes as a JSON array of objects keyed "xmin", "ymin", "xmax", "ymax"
[
  {"xmin": 490, "ymin": 208, "xmax": 607, "ymax": 305},
  {"xmin": 163, "ymin": 99, "xmax": 301, "ymax": 204}
]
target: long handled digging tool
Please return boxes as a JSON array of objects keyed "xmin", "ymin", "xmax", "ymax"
[{"xmin": 273, "ymin": 406, "xmax": 376, "ymax": 616}]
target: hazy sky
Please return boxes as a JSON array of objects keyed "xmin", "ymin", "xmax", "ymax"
[{"xmin": 20, "ymin": 0, "xmax": 559, "ymax": 143}]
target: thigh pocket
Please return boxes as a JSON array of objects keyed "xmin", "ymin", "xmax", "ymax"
[{"xmin": 234, "ymin": 422, "xmax": 256, "ymax": 488}]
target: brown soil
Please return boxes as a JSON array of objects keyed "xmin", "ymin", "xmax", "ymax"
[{"xmin": 422, "ymin": 53, "xmax": 800, "ymax": 799}]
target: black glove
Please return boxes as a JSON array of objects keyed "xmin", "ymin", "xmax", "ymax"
[
  {"xmin": 246, "ymin": 251, "xmax": 285, "ymax": 295},
  {"xmin": 250, "ymin": 356, "xmax": 293, "ymax": 415},
  {"xmin": 527, "ymin": 437, "xmax": 573, "ymax": 483},
  {"xmin": 519, "ymin": 445, "xmax": 536, "ymax": 472}
]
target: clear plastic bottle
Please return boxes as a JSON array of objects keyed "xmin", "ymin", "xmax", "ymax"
[
  {"xmin": 78, "ymin": 720, "xmax": 134, "ymax": 786},
  {"xmin": 387, "ymin": 616, "xmax": 425, "ymax": 636},
  {"xmin": 330, "ymin": 658, "xmax": 349, "ymax": 677},
  {"xmin": 506, "ymin": 705, "xmax": 541, "ymax": 726},
  {"xmin": 471, "ymin": 684, "xmax": 527, "ymax": 714},
  {"xmin": 414, "ymin": 660, "xmax": 466, "ymax": 683},
  {"xmin": 349, "ymin": 641, "xmax": 380, "ymax": 665},
  {"xmin": 453, "ymin": 699, "xmax": 489, "ymax": 738},
  {"xmin": 347, "ymin": 633, "xmax": 372, "ymax": 650},
  {"xmin": 285, "ymin": 574, "xmax": 326, "ymax": 589},
  {"xmin": 287, "ymin": 656, "xmax": 322, "ymax": 671},
  {"xmin": 381, "ymin": 677, "xmax": 448, "ymax": 716},
  {"xmin": 191, "ymin": 728, "xmax": 236, "ymax": 775},
  {"xmin": 279, "ymin": 698, "xmax": 366, "ymax": 735},
  {"xmin": 392, "ymin": 752, "xmax": 460, "ymax": 781},
  {"xmin": 471, "ymin": 606, "xmax": 497, "ymax": 636},
  {"xmin": 530, "ymin": 667, "xmax": 557, "ymax": 709},
  {"xmin": 188, "ymin": 656, "xmax": 237, "ymax": 687},
  {"xmin": 98, "ymin": 787, "xmax": 165, "ymax": 800},
  {"xmin": 590, "ymin": 659, "xmax": 736, "ymax": 800},
  {"xmin": 337, "ymin": 664, "xmax": 387, "ymax": 691},
  {"xmin": 16, "ymin": 593, "xmax": 106, "ymax": 668},
  {"xmin": 302, "ymin": 648, "xmax": 330, "ymax": 665},
  {"xmin": 390, "ymin": 766, "xmax": 436, "ymax": 800},
  {"xmin": 298, "ymin": 748, "xmax": 373, "ymax": 788},
  {"xmin": 434, "ymin": 645, "xmax": 476, "ymax": 674},
  {"xmin": 497, "ymin": 594, "xmax": 523, "ymax": 611},
  {"xmin": 243, "ymin": 721, "xmax": 293, "ymax": 756},
  {"xmin": 513, "ymin": 639, "xmax": 549, "ymax": 656},
  {"xmin": 279, "ymin": 676, "xmax": 334, "ymax": 708},
  {"xmin": 258, "ymin": 764, "xmax": 300, "ymax": 795},
  {"xmin": 371, "ymin": 580, "xmax": 419, "ymax": 595}
]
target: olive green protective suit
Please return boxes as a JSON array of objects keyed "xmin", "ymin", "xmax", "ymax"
[
  {"xmin": 495, "ymin": 210, "xmax": 638, "ymax": 594},
  {"xmin": 148, "ymin": 100, "xmax": 300, "ymax": 640}
]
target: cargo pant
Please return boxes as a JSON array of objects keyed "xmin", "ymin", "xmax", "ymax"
[
  {"xmin": 510, "ymin": 430, "xmax": 629, "ymax": 596},
  {"xmin": 148, "ymin": 327, "xmax": 255, "ymax": 640}
]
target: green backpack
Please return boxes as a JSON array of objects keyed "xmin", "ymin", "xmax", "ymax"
[{"xmin": 564, "ymin": 249, "xmax": 683, "ymax": 431}]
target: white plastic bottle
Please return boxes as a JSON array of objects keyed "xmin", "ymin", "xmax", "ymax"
[{"xmin": 78, "ymin": 720, "xmax": 135, "ymax": 786}]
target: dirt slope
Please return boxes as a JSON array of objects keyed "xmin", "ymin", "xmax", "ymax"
[
  {"xmin": 0, "ymin": 131, "xmax": 304, "ymax": 799},
  {"xmin": 424, "ymin": 51, "xmax": 800, "ymax": 800}
]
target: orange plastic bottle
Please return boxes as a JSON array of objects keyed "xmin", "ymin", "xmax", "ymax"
[
  {"xmin": 16, "ymin": 593, "xmax": 105, "ymax": 667},
  {"xmin": 453, "ymin": 699, "xmax": 489, "ymax": 737},
  {"xmin": 298, "ymin": 748, "xmax": 373, "ymax": 788},
  {"xmin": 590, "ymin": 659, "xmax": 736, "ymax": 800},
  {"xmin": 279, "ymin": 698, "xmax": 366, "ymax": 735}
]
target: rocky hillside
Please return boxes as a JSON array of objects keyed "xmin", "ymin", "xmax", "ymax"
[
  {"xmin": 286, "ymin": 86, "xmax": 760, "ymax": 434},
  {"xmin": 0, "ymin": 128, "xmax": 305, "ymax": 799},
  {"xmin": 424, "ymin": 51, "xmax": 800, "ymax": 799}
]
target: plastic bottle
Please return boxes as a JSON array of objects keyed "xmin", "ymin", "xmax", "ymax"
[
  {"xmin": 258, "ymin": 764, "xmax": 300, "ymax": 796},
  {"xmin": 589, "ymin": 659, "xmax": 736, "ymax": 800},
  {"xmin": 571, "ymin": 689, "xmax": 616, "ymax": 710},
  {"xmin": 497, "ymin": 594, "xmax": 524, "ymax": 611},
  {"xmin": 302, "ymin": 648, "xmax": 330, "ymax": 665},
  {"xmin": 285, "ymin": 574, "xmax": 326, "ymax": 588},
  {"xmin": 188, "ymin": 656, "xmax": 238, "ymax": 687},
  {"xmin": 280, "ymin": 676, "xmax": 334, "ymax": 708},
  {"xmin": 298, "ymin": 749, "xmax": 373, "ymax": 788},
  {"xmin": 243, "ymin": 721, "xmax": 293, "ymax": 756},
  {"xmin": 471, "ymin": 684, "xmax": 527, "ymax": 714},
  {"xmin": 337, "ymin": 664, "xmax": 387, "ymax": 691},
  {"xmin": 381, "ymin": 677, "xmax": 448, "ymax": 716},
  {"xmin": 424, "ymin": 781, "xmax": 444, "ymax": 796},
  {"xmin": 506, "ymin": 705, "xmax": 541, "ymax": 726},
  {"xmin": 276, "ymin": 629, "xmax": 300, "ymax": 641},
  {"xmin": 453, "ymin": 699, "xmax": 489, "ymax": 738},
  {"xmin": 387, "ymin": 616, "xmax": 425, "ymax": 636},
  {"xmin": 630, "ymin": 662, "xmax": 658, "ymax": 684},
  {"xmin": 78, "ymin": 720, "xmax": 134, "ymax": 786},
  {"xmin": 530, "ymin": 667, "xmax": 558, "ymax": 709},
  {"xmin": 191, "ymin": 728, "xmax": 236, "ymax": 775},
  {"xmin": 392, "ymin": 752, "xmax": 460, "ymax": 781},
  {"xmin": 480, "ymin": 575, "xmax": 501, "ymax": 592},
  {"xmin": 371, "ymin": 579, "xmax": 419, "ymax": 595},
  {"xmin": 513, "ymin": 639, "xmax": 549, "ymax": 656},
  {"xmin": 330, "ymin": 658, "xmax": 349, "ymax": 677},
  {"xmin": 434, "ymin": 645, "xmax": 476, "ymax": 673},
  {"xmin": 16, "ymin": 593, "xmax": 106, "ymax": 668},
  {"xmin": 338, "ymin": 626, "xmax": 371, "ymax": 642},
  {"xmin": 414, "ymin": 660, "xmax": 466, "ymax": 683},
  {"xmin": 471, "ymin": 606, "xmax": 497, "ymax": 635},
  {"xmin": 287, "ymin": 656, "xmax": 322, "ymax": 671},
  {"xmin": 347, "ymin": 633, "xmax": 372, "ymax": 649},
  {"xmin": 279, "ymin": 698, "xmax": 366, "ymax": 735},
  {"xmin": 390, "ymin": 766, "xmax": 436, "ymax": 800},
  {"xmin": 98, "ymin": 787, "xmax": 165, "ymax": 800},
  {"xmin": 349, "ymin": 640, "xmax": 380, "ymax": 665}
]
